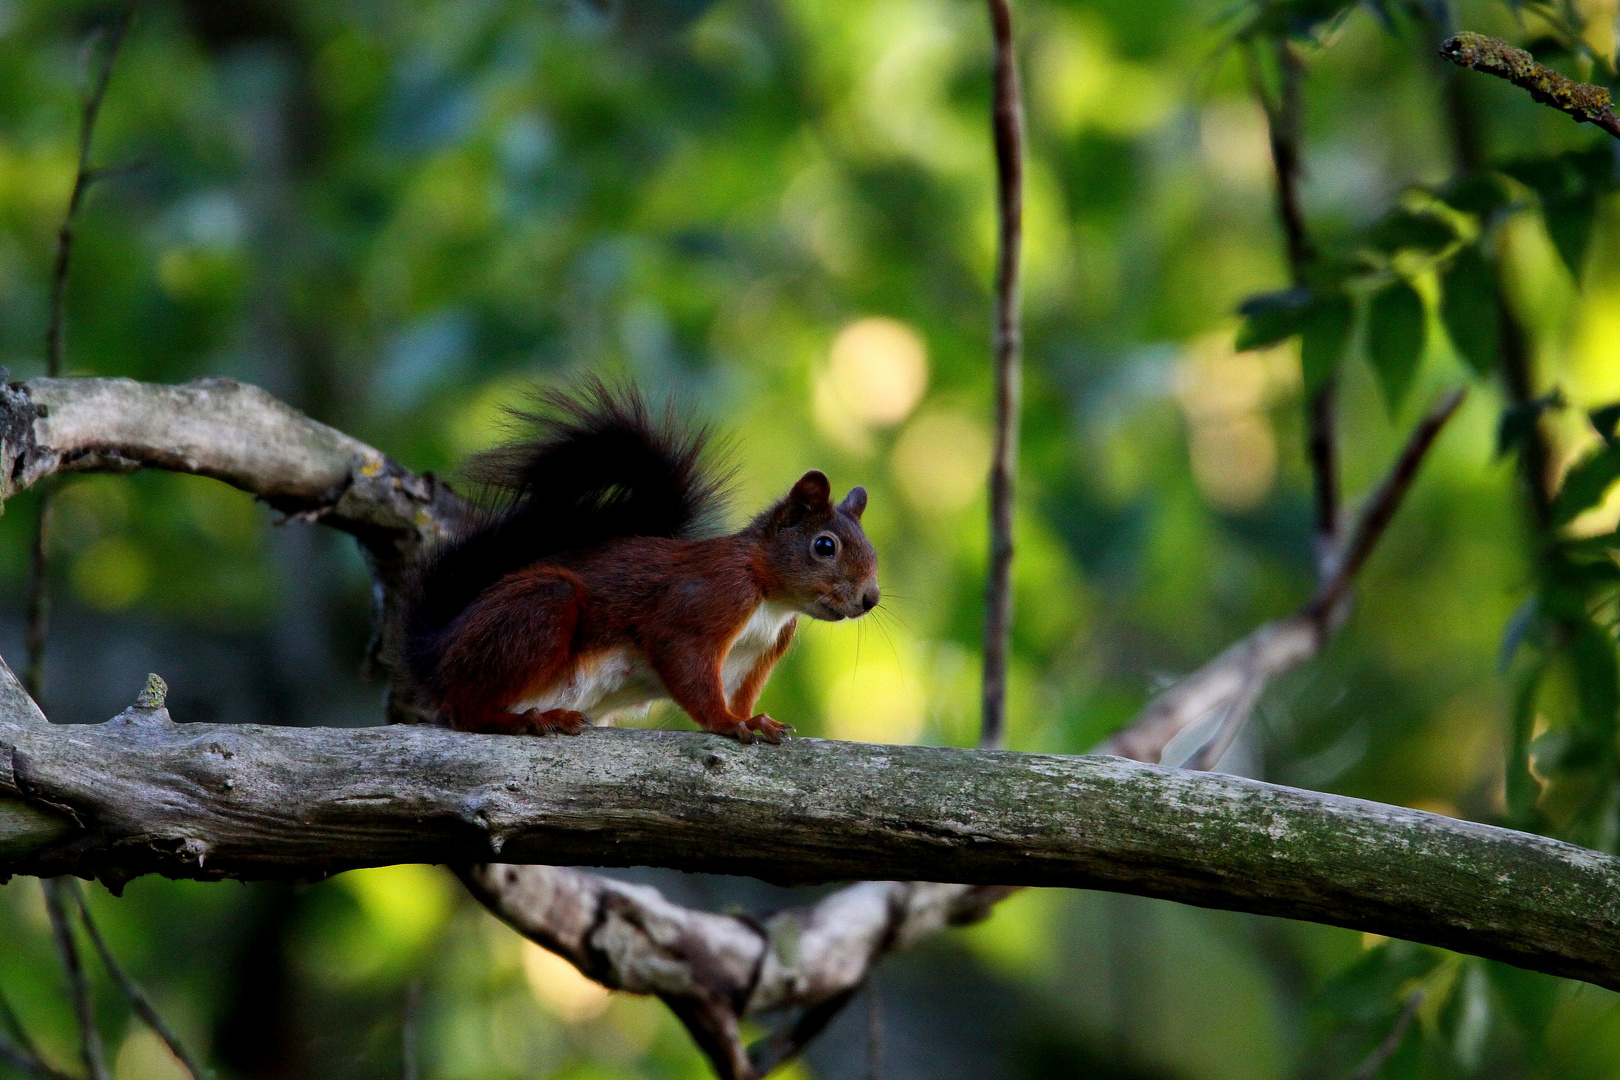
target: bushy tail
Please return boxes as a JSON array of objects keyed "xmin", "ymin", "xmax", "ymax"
[{"xmin": 402, "ymin": 378, "xmax": 726, "ymax": 688}]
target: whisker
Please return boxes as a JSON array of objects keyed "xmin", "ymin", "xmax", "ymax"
[
  {"xmin": 873, "ymin": 604, "xmax": 915, "ymax": 634},
  {"xmin": 870, "ymin": 610, "xmax": 903, "ymax": 668}
]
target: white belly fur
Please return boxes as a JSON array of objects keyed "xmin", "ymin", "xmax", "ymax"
[
  {"xmin": 721, "ymin": 600, "xmax": 798, "ymax": 701},
  {"xmin": 510, "ymin": 599, "xmax": 798, "ymax": 724}
]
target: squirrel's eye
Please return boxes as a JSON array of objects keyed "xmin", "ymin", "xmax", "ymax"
[{"xmin": 812, "ymin": 535, "xmax": 838, "ymax": 559}]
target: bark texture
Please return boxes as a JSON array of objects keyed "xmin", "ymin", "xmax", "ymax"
[{"xmin": 4, "ymin": 688, "xmax": 1620, "ymax": 989}]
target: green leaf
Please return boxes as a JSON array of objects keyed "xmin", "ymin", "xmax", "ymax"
[
  {"xmin": 1439, "ymin": 246, "xmax": 1498, "ymax": 377},
  {"xmin": 1299, "ymin": 292, "xmax": 1352, "ymax": 393},
  {"xmin": 1570, "ymin": 615, "xmax": 1619, "ymax": 751},
  {"xmin": 1591, "ymin": 402, "xmax": 1620, "ymax": 442},
  {"xmin": 1235, "ymin": 288, "xmax": 1313, "ymax": 351},
  {"xmin": 1497, "ymin": 391, "xmax": 1564, "ymax": 459},
  {"xmin": 1439, "ymin": 173, "xmax": 1511, "ymax": 218},
  {"xmin": 1551, "ymin": 442, "xmax": 1620, "ymax": 527},
  {"xmin": 1503, "ymin": 147, "xmax": 1614, "ymax": 278},
  {"xmin": 1506, "ymin": 660, "xmax": 1544, "ymax": 823},
  {"xmin": 1366, "ymin": 209, "xmax": 1455, "ymax": 254},
  {"xmin": 1543, "ymin": 195, "xmax": 1598, "ymax": 278},
  {"xmin": 1365, "ymin": 279, "xmax": 1426, "ymax": 412}
]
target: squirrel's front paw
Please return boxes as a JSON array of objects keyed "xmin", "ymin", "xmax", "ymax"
[
  {"xmin": 739, "ymin": 713, "xmax": 792, "ymax": 745},
  {"xmin": 522, "ymin": 708, "xmax": 586, "ymax": 735}
]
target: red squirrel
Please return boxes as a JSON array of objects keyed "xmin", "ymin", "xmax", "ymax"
[{"xmin": 403, "ymin": 380, "xmax": 879, "ymax": 743}]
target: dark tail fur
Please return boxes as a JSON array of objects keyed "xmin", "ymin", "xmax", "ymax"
[{"xmin": 402, "ymin": 378, "xmax": 726, "ymax": 691}]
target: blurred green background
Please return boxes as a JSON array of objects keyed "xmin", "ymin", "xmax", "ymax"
[{"xmin": 5, "ymin": 0, "xmax": 1620, "ymax": 1076}]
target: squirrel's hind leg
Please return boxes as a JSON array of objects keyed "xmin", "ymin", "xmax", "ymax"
[{"xmin": 436, "ymin": 568, "xmax": 584, "ymax": 735}]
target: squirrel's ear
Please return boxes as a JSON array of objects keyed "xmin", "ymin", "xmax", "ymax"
[
  {"xmin": 768, "ymin": 470, "xmax": 831, "ymax": 530},
  {"xmin": 789, "ymin": 470, "xmax": 832, "ymax": 513},
  {"xmin": 839, "ymin": 486, "xmax": 867, "ymax": 520}
]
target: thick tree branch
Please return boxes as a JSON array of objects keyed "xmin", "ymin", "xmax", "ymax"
[
  {"xmin": 4, "ymin": 699, "xmax": 1620, "ymax": 989},
  {"xmin": 0, "ymin": 377, "xmax": 465, "ymax": 540},
  {"xmin": 458, "ymin": 866, "xmax": 1005, "ymax": 1079}
]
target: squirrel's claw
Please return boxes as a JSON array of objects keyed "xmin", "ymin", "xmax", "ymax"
[
  {"xmin": 716, "ymin": 715, "xmax": 791, "ymax": 744},
  {"xmin": 746, "ymin": 713, "xmax": 791, "ymax": 744}
]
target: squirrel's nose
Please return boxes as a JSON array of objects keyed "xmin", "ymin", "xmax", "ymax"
[{"xmin": 860, "ymin": 587, "xmax": 880, "ymax": 612}]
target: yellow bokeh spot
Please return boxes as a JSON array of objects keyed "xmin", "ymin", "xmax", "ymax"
[
  {"xmin": 891, "ymin": 410, "xmax": 992, "ymax": 513},
  {"xmin": 826, "ymin": 317, "xmax": 929, "ymax": 427},
  {"xmin": 115, "ymin": 1028, "xmax": 189, "ymax": 1080},
  {"xmin": 72, "ymin": 537, "xmax": 151, "ymax": 611},
  {"xmin": 825, "ymin": 652, "xmax": 926, "ymax": 743},
  {"xmin": 1200, "ymin": 99, "xmax": 1273, "ymax": 188},
  {"xmin": 1174, "ymin": 332, "xmax": 1295, "ymax": 511},
  {"xmin": 522, "ymin": 940, "xmax": 611, "ymax": 1022},
  {"xmin": 337, "ymin": 864, "xmax": 454, "ymax": 955}
]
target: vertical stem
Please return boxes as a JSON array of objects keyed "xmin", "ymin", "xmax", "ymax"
[
  {"xmin": 402, "ymin": 980, "xmax": 420, "ymax": 1080},
  {"xmin": 25, "ymin": 2, "xmax": 137, "ymax": 710},
  {"xmin": 1495, "ymin": 274, "xmax": 1554, "ymax": 526},
  {"xmin": 980, "ymin": 0, "xmax": 1024, "ymax": 750},
  {"xmin": 866, "ymin": 982, "xmax": 882, "ymax": 1080},
  {"xmin": 1256, "ymin": 39, "xmax": 1336, "ymax": 575},
  {"xmin": 45, "ymin": 3, "xmax": 136, "ymax": 380},
  {"xmin": 43, "ymin": 879, "xmax": 110, "ymax": 1080},
  {"xmin": 1266, "ymin": 42, "xmax": 1314, "ymax": 279},
  {"xmin": 22, "ymin": 502, "xmax": 50, "ymax": 702}
]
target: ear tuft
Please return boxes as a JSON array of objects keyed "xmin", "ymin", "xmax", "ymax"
[
  {"xmin": 840, "ymin": 486, "xmax": 867, "ymax": 520},
  {"xmin": 767, "ymin": 470, "xmax": 832, "ymax": 531},
  {"xmin": 790, "ymin": 470, "xmax": 832, "ymax": 512}
]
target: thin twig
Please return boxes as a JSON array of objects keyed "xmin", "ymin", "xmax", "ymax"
[
  {"xmin": 0, "ymin": 969, "xmax": 41, "ymax": 1061},
  {"xmin": 1349, "ymin": 988, "xmax": 1424, "ymax": 1080},
  {"xmin": 0, "ymin": 990, "xmax": 76, "ymax": 1080},
  {"xmin": 42, "ymin": 879, "xmax": 109, "ymax": 1080},
  {"xmin": 0, "ymin": 1036, "xmax": 79, "ymax": 1080},
  {"xmin": 1178, "ymin": 664, "xmax": 1267, "ymax": 772},
  {"xmin": 866, "ymin": 983, "xmax": 882, "ymax": 1080},
  {"xmin": 979, "ymin": 0, "xmax": 1025, "ymax": 750},
  {"xmin": 746, "ymin": 989, "xmax": 858, "ymax": 1079},
  {"xmin": 1308, "ymin": 387, "xmax": 1467, "ymax": 617},
  {"xmin": 1254, "ymin": 40, "xmax": 1314, "ymax": 282},
  {"xmin": 1251, "ymin": 37, "xmax": 1338, "ymax": 578},
  {"xmin": 22, "ymin": 500, "xmax": 50, "ymax": 703},
  {"xmin": 46, "ymin": 2, "xmax": 137, "ymax": 378},
  {"xmin": 1439, "ymin": 32, "xmax": 1620, "ymax": 139},
  {"xmin": 26, "ymin": 2, "xmax": 138, "ymax": 707},
  {"xmin": 402, "ymin": 980, "xmax": 420, "ymax": 1080},
  {"xmin": 1105, "ymin": 387, "xmax": 1466, "ymax": 765},
  {"xmin": 66, "ymin": 880, "xmax": 202, "ymax": 1080}
]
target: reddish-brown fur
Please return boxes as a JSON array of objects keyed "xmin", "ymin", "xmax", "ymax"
[{"xmin": 429, "ymin": 471, "xmax": 877, "ymax": 743}]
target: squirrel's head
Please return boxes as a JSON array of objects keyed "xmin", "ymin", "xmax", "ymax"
[{"xmin": 757, "ymin": 470, "xmax": 879, "ymax": 621}]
